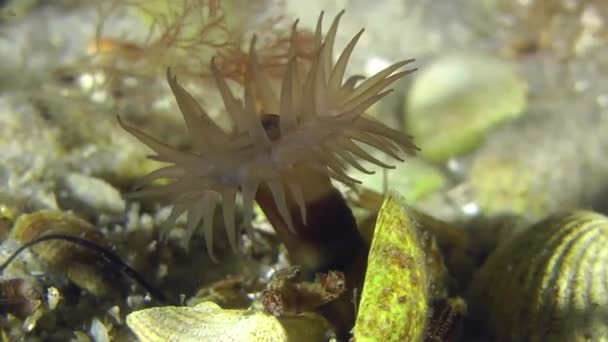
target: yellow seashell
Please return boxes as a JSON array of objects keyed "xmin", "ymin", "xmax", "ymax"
[
  {"xmin": 353, "ymin": 194, "xmax": 429, "ymax": 341},
  {"xmin": 10, "ymin": 210, "xmax": 103, "ymax": 261},
  {"xmin": 468, "ymin": 210, "xmax": 608, "ymax": 341},
  {"xmin": 126, "ymin": 301, "xmax": 288, "ymax": 342},
  {"xmin": 9, "ymin": 210, "xmax": 120, "ymax": 297}
]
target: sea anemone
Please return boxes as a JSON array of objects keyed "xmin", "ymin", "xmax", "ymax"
[{"xmin": 118, "ymin": 11, "xmax": 417, "ymax": 261}]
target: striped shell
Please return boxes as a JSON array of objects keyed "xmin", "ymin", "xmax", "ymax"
[
  {"xmin": 126, "ymin": 301, "xmax": 287, "ymax": 342},
  {"xmin": 468, "ymin": 210, "xmax": 608, "ymax": 341}
]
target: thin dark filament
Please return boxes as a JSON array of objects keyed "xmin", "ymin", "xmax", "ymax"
[{"xmin": 0, "ymin": 234, "xmax": 166, "ymax": 303}]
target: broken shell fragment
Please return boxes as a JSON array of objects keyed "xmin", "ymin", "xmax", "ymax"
[
  {"xmin": 126, "ymin": 301, "xmax": 288, "ymax": 342},
  {"xmin": 468, "ymin": 211, "xmax": 608, "ymax": 341},
  {"xmin": 260, "ymin": 266, "xmax": 346, "ymax": 317},
  {"xmin": 353, "ymin": 194, "xmax": 430, "ymax": 341}
]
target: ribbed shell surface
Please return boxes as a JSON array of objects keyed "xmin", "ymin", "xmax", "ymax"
[{"xmin": 469, "ymin": 211, "xmax": 608, "ymax": 341}]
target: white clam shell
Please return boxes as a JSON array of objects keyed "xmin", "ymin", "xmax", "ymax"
[{"xmin": 127, "ymin": 301, "xmax": 288, "ymax": 342}]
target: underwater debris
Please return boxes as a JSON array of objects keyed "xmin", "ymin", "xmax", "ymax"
[
  {"xmin": 425, "ymin": 297, "xmax": 467, "ymax": 342},
  {"xmin": 88, "ymin": 0, "xmax": 315, "ymax": 85},
  {"xmin": 260, "ymin": 266, "xmax": 345, "ymax": 317}
]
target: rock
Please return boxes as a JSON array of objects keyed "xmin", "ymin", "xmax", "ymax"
[
  {"xmin": 406, "ymin": 54, "xmax": 527, "ymax": 162},
  {"xmin": 56, "ymin": 173, "xmax": 125, "ymax": 219}
]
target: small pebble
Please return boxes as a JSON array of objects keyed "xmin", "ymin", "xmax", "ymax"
[{"xmin": 56, "ymin": 173, "xmax": 125, "ymax": 219}]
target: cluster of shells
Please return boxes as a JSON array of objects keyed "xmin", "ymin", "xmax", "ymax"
[
  {"xmin": 3, "ymin": 196, "xmax": 607, "ymax": 341},
  {"xmin": 353, "ymin": 198, "xmax": 608, "ymax": 341},
  {"xmin": 124, "ymin": 195, "xmax": 608, "ymax": 341},
  {"xmin": 0, "ymin": 209, "xmax": 125, "ymax": 339}
]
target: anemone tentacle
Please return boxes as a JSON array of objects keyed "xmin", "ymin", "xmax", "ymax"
[{"xmin": 120, "ymin": 10, "xmax": 417, "ymax": 258}]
